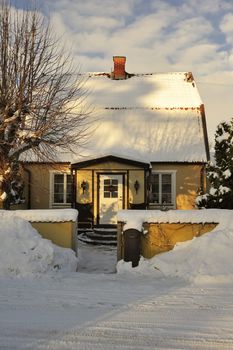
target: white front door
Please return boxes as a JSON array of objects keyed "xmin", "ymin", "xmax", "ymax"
[{"xmin": 99, "ymin": 174, "xmax": 123, "ymax": 224}]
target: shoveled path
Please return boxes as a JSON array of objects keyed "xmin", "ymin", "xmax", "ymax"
[{"xmin": 1, "ymin": 243, "xmax": 233, "ymax": 350}]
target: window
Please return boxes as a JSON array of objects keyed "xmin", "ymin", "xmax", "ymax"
[
  {"xmin": 50, "ymin": 172, "xmax": 72, "ymax": 206},
  {"xmin": 149, "ymin": 171, "xmax": 176, "ymax": 208}
]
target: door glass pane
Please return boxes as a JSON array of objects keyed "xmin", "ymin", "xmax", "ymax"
[
  {"xmin": 162, "ymin": 174, "xmax": 172, "ymax": 204},
  {"xmin": 103, "ymin": 178, "xmax": 118, "ymax": 198},
  {"xmin": 110, "ymin": 179, "xmax": 118, "ymax": 198}
]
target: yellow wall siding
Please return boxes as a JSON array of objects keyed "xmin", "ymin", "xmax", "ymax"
[
  {"xmin": 128, "ymin": 170, "xmax": 145, "ymax": 204},
  {"xmin": 80, "ymin": 161, "xmax": 144, "ymax": 171},
  {"xmin": 76, "ymin": 170, "xmax": 93, "ymax": 204}
]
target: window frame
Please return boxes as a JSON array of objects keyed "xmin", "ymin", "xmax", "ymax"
[
  {"xmin": 49, "ymin": 171, "xmax": 72, "ymax": 208},
  {"xmin": 149, "ymin": 170, "xmax": 176, "ymax": 209}
]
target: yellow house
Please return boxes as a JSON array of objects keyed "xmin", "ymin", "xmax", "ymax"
[{"xmin": 6, "ymin": 56, "xmax": 209, "ymax": 233}]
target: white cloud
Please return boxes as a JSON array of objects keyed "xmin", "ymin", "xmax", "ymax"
[
  {"xmin": 181, "ymin": 0, "xmax": 233, "ymax": 15},
  {"xmin": 220, "ymin": 13, "xmax": 233, "ymax": 44}
]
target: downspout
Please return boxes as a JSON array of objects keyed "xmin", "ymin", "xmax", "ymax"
[
  {"xmin": 200, "ymin": 104, "xmax": 210, "ymax": 162},
  {"xmin": 200, "ymin": 104, "xmax": 210, "ymax": 195},
  {"xmin": 71, "ymin": 166, "xmax": 76, "ymax": 209}
]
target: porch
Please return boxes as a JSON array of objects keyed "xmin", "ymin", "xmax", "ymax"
[{"xmin": 72, "ymin": 154, "xmax": 150, "ymax": 227}]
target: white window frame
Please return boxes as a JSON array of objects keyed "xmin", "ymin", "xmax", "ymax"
[
  {"xmin": 49, "ymin": 171, "xmax": 72, "ymax": 208},
  {"xmin": 149, "ymin": 170, "xmax": 176, "ymax": 209}
]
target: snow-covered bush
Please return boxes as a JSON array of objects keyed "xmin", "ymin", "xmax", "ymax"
[{"xmin": 197, "ymin": 120, "xmax": 233, "ymax": 209}]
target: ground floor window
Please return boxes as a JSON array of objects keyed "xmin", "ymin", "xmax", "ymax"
[
  {"xmin": 50, "ymin": 172, "xmax": 72, "ymax": 206},
  {"xmin": 149, "ymin": 171, "xmax": 176, "ymax": 209}
]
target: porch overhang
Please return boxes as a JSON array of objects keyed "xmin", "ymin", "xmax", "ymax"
[{"xmin": 71, "ymin": 154, "xmax": 150, "ymax": 170}]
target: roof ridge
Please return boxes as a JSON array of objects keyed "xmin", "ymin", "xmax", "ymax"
[
  {"xmin": 84, "ymin": 71, "xmax": 191, "ymax": 77},
  {"xmin": 104, "ymin": 106, "xmax": 201, "ymax": 111}
]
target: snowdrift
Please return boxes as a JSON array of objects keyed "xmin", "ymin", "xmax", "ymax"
[
  {"xmin": 117, "ymin": 209, "xmax": 233, "ymax": 283},
  {"xmin": 0, "ymin": 212, "xmax": 77, "ymax": 276}
]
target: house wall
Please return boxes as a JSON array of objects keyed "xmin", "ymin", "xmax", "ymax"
[
  {"xmin": 151, "ymin": 163, "xmax": 204, "ymax": 209},
  {"xmin": 23, "ymin": 163, "xmax": 71, "ymax": 209},
  {"xmin": 8, "ymin": 162, "xmax": 205, "ymax": 225}
]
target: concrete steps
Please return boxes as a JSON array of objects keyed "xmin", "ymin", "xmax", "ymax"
[{"xmin": 78, "ymin": 225, "xmax": 117, "ymax": 246}]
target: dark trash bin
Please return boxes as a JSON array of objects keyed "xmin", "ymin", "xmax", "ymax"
[{"xmin": 123, "ymin": 229, "xmax": 141, "ymax": 267}]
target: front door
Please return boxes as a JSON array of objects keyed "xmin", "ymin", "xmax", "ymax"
[{"xmin": 99, "ymin": 174, "xmax": 123, "ymax": 224}]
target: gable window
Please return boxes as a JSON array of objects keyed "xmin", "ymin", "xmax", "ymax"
[
  {"xmin": 50, "ymin": 172, "xmax": 72, "ymax": 207},
  {"xmin": 149, "ymin": 171, "xmax": 176, "ymax": 209}
]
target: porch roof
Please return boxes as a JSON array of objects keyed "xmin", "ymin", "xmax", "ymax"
[{"xmin": 71, "ymin": 154, "xmax": 150, "ymax": 169}]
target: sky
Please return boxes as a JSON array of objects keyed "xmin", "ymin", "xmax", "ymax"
[{"xmin": 12, "ymin": 0, "xmax": 233, "ymax": 145}]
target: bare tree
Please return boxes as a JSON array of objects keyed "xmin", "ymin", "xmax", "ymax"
[{"xmin": 0, "ymin": 3, "xmax": 92, "ymax": 209}]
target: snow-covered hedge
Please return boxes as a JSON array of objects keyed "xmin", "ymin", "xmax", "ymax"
[
  {"xmin": 0, "ymin": 211, "xmax": 77, "ymax": 276},
  {"xmin": 117, "ymin": 209, "xmax": 233, "ymax": 231},
  {"xmin": 0, "ymin": 208, "xmax": 78, "ymax": 222},
  {"xmin": 117, "ymin": 209, "xmax": 233, "ymax": 282}
]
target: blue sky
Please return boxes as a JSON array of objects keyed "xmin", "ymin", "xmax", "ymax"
[{"xmin": 12, "ymin": 0, "xmax": 233, "ymax": 143}]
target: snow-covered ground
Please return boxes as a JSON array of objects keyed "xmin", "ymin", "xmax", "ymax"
[{"xmin": 1, "ymin": 211, "xmax": 233, "ymax": 349}]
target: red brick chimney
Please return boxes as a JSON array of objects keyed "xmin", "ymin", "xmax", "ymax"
[{"xmin": 112, "ymin": 56, "xmax": 126, "ymax": 80}]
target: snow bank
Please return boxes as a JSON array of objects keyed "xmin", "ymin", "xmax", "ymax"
[
  {"xmin": 117, "ymin": 209, "xmax": 233, "ymax": 231},
  {"xmin": 0, "ymin": 212, "xmax": 77, "ymax": 276},
  {"xmin": 117, "ymin": 209, "xmax": 233, "ymax": 283},
  {"xmin": 0, "ymin": 208, "xmax": 78, "ymax": 222}
]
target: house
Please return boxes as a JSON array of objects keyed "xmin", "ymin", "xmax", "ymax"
[{"xmin": 5, "ymin": 56, "xmax": 210, "ymax": 228}]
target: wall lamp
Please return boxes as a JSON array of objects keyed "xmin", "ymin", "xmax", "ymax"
[
  {"xmin": 134, "ymin": 180, "xmax": 140, "ymax": 194},
  {"xmin": 80, "ymin": 180, "xmax": 88, "ymax": 194}
]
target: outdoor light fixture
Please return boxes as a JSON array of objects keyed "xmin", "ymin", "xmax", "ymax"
[
  {"xmin": 80, "ymin": 180, "xmax": 88, "ymax": 194},
  {"xmin": 134, "ymin": 180, "xmax": 140, "ymax": 194}
]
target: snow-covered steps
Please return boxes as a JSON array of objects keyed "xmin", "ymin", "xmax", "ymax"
[{"xmin": 78, "ymin": 225, "xmax": 117, "ymax": 246}]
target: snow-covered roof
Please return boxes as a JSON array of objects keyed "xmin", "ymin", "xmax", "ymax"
[
  {"xmin": 85, "ymin": 72, "xmax": 203, "ymax": 109},
  {"xmin": 21, "ymin": 71, "xmax": 208, "ymax": 164},
  {"xmin": 81, "ymin": 107, "xmax": 207, "ymax": 163},
  {"xmin": 78, "ymin": 72, "xmax": 207, "ymax": 163}
]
